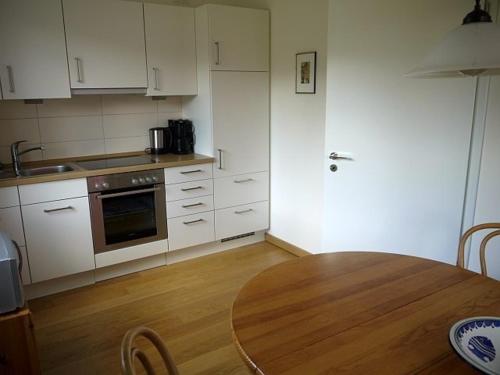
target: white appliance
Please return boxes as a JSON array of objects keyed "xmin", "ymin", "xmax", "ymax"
[{"xmin": 0, "ymin": 232, "xmax": 25, "ymax": 314}]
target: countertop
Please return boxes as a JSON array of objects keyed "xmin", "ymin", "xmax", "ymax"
[{"xmin": 0, "ymin": 152, "xmax": 214, "ymax": 188}]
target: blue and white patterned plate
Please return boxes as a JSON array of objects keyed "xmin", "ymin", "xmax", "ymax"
[{"xmin": 450, "ymin": 317, "xmax": 500, "ymax": 375}]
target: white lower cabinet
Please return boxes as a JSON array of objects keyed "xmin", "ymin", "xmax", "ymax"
[
  {"xmin": 168, "ymin": 211, "xmax": 215, "ymax": 251},
  {"xmin": 167, "ymin": 195, "xmax": 214, "ymax": 218},
  {"xmin": 215, "ymin": 201, "xmax": 269, "ymax": 240},
  {"xmin": 18, "ymin": 245, "xmax": 31, "ymax": 285},
  {"xmin": 22, "ymin": 197, "xmax": 94, "ymax": 283}
]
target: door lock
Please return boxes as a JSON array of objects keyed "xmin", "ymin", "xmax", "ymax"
[{"xmin": 330, "ymin": 164, "xmax": 338, "ymax": 172}]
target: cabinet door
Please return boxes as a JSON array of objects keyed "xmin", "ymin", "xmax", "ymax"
[
  {"xmin": 212, "ymin": 71, "xmax": 269, "ymax": 178},
  {"xmin": 22, "ymin": 197, "xmax": 94, "ymax": 283},
  {"xmin": 0, "ymin": 0, "xmax": 70, "ymax": 99},
  {"xmin": 208, "ymin": 5, "xmax": 269, "ymax": 72},
  {"xmin": 144, "ymin": 4, "xmax": 197, "ymax": 96},
  {"xmin": 63, "ymin": 0, "xmax": 147, "ymax": 89}
]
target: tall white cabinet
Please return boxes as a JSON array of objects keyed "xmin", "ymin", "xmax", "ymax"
[
  {"xmin": 184, "ymin": 5, "xmax": 270, "ymax": 241},
  {"xmin": 0, "ymin": 0, "xmax": 71, "ymax": 99}
]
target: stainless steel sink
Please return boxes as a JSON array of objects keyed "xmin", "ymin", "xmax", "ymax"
[{"xmin": 20, "ymin": 164, "xmax": 75, "ymax": 177}]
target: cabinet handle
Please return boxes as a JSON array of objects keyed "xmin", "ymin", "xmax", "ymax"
[
  {"xmin": 183, "ymin": 218, "xmax": 205, "ymax": 225},
  {"xmin": 6, "ymin": 65, "xmax": 15, "ymax": 93},
  {"xmin": 181, "ymin": 186, "xmax": 203, "ymax": 192},
  {"xmin": 182, "ymin": 202, "xmax": 204, "ymax": 208},
  {"xmin": 153, "ymin": 67, "xmax": 160, "ymax": 90},
  {"xmin": 217, "ymin": 149, "xmax": 223, "ymax": 170},
  {"xmin": 235, "ymin": 209, "xmax": 253, "ymax": 215},
  {"xmin": 180, "ymin": 169, "xmax": 202, "ymax": 175},
  {"xmin": 75, "ymin": 57, "xmax": 84, "ymax": 83},
  {"xmin": 43, "ymin": 206, "xmax": 74, "ymax": 213},
  {"xmin": 234, "ymin": 178, "xmax": 254, "ymax": 184},
  {"xmin": 214, "ymin": 41, "xmax": 221, "ymax": 65}
]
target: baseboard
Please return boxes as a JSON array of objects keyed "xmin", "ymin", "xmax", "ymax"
[{"xmin": 265, "ymin": 233, "xmax": 311, "ymax": 257}]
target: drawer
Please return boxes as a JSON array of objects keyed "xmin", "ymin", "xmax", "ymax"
[
  {"xmin": 214, "ymin": 171, "xmax": 269, "ymax": 209},
  {"xmin": 0, "ymin": 187, "xmax": 19, "ymax": 208},
  {"xmin": 215, "ymin": 201, "xmax": 269, "ymax": 240},
  {"xmin": 0, "ymin": 206, "xmax": 25, "ymax": 245},
  {"xmin": 167, "ymin": 195, "xmax": 214, "ymax": 219},
  {"xmin": 165, "ymin": 163, "xmax": 213, "ymax": 185},
  {"xmin": 19, "ymin": 178, "xmax": 87, "ymax": 205},
  {"xmin": 168, "ymin": 211, "xmax": 215, "ymax": 251},
  {"xmin": 166, "ymin": 179, "xmax": 213, "ymax": 202}
]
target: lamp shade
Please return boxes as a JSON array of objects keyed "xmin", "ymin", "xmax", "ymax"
[{"xmin": 408, "ymin": 22, "xmax": 500, "ymax": 78}]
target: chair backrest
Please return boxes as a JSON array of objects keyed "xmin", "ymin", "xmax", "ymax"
[
  {"xmin": 457, "ymin": 223, "xmax": 500, "ymax": 277},
  {"xmin": 121, "ymin": 326, "xmax": 179, "ymax": 375}
]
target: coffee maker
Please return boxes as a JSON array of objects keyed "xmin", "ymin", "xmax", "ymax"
[{"xmin": 169, "ymin": 120, "xmax": 195, "ymax": 154}]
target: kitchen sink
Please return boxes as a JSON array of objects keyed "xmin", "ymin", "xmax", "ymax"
[{"xmin": 20, "ymin": 164, "xmax": 75, "ymax": 177}]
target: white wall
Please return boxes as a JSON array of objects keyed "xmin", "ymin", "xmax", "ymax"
[
  {"xmin": 469, "ymin": 76, "xmax": 500, "ymax": 278},
  {"xmin": 265, "ymin": 0, "xmax": 328, "ymax": 252}
]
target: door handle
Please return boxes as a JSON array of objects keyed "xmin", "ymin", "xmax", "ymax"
[
  {"xmin": 153, "ymin": 67, "xmax": 160, "ymax": 90},
  {"xmin": 329, "ymin": 152, "xmax": 353, "ymax": 161}
]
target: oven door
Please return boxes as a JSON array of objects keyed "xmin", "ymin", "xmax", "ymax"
[{"xmin": 89, "ymin": 184, "xmax": 167, "ymax": 253}]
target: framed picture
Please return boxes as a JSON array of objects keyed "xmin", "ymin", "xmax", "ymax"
[{"xmin": 296, "ymin": 52, "xmax": 317, "ymax": 94}]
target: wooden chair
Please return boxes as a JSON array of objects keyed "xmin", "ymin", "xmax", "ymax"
[
  {"xmin": 457, "ymin": 223, "xmax": 500, "ymax": 277},
  {"xmin": 121, "ymin": 326, "xmax": 179, "ymax": 375}
]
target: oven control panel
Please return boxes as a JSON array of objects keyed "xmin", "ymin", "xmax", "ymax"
[{"xmin": 87, "ymin": 169, "xmax": 164, "ymax": 192}]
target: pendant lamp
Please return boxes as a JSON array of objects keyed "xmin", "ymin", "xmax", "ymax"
[{"xmin": 408, "ymin": 0, "xmax": 500, "ymax": 77}]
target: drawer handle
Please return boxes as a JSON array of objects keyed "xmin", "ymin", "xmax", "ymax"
[
  {"xmin": 235, "ymin": 209, "xmax": 253, "ymax": 215},
  {"xmin": 182, "ymin": 202, "xmax": 204, "ymax": 208},
  {"xmin": 180, "ymin": 169, "xmax": 203, "ymax": 175},
  {"xmin": 43, "ymin": 206, "xmax": 74, "ymax": 213},
  {"xmin": 181, "ymin": 186, "xmax": 203, "ymax": 192},
  {"xmin": 183, "ymin": 218, "xmax": 205, "ymax": 225},
  {"xmin": 234, "ymin": 178, "xmax": 254, "ymax": 184}
]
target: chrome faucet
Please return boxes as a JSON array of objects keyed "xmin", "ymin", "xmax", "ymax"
[{"xmin": 11, "ymin": 140, "xmax": 44, "ymax": 176}]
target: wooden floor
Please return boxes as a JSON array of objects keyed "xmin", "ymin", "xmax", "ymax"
[{"xmin": 29, "ymin": 242, "xmax": 295, "ymax": 375}]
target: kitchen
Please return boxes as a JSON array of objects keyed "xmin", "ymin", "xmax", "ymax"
[{"xmin": 1, "ymin": 0, "xmax": 500, "ymax": 374}]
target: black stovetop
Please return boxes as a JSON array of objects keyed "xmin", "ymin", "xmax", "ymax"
[{"xmin": 76, "ymin": 155, "xmax": 158, "ymax": 170}]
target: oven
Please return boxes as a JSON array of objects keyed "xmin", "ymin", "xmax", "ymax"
[{"xmin": 88, "ymin": 169, "xmax": 167, "ymax": 254}]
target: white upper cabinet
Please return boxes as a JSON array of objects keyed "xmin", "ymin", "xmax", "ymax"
[
  {"xmin": 207, "ymin": 5, "xmax": 269, "ymax": 72},
  {"xmin": 144, "ymin": 4, "xmax": 197, "ymax": 96},
  {"xmin": 63, "ymin": 0, "xmax": 147, "ymax": 89},
  {"xmin": 0, "ymin": 0, "xmax": 70, "ymax": 99},
  {"xmin": 212, "ymin": 71, "xmax": 269, "ymax": 178}
]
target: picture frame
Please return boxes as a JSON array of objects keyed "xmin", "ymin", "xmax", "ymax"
[{"xmin": 296, "ymin": 52, "xmax": 317, "ymax": 94}]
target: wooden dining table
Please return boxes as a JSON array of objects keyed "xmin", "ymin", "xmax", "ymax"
[{"xmin": 231, "ymin": 252, "xmax": 500, "ymax": 374}]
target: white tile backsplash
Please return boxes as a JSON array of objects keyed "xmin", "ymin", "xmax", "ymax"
[
  {"xmin": 0, "ymin": 101, "xmax": 37, "ymax": 120},
  {"xmin": 102, "ymin": 95, "xmax": 157, "ymax": 115},
  {"xmin": 105, "ymin": 136, "xmax": 149, "ymax": 154},
  {"xmin": 0, "ymin": 95, "xmax": 183, "ymax": 163},
  {"xmin": 103, "ymin": 113, "xmax": 157, "ymax": 138},
  {"xmin": 39, "ymin": 116, "xmax": 103, "ymax": 143},
  {"xmin": 0, "ymin": 119, "xmax": 40, "ymax": 146},
  {"xmin": 37, "ymin": 96, "xmax": 102, "ymax": 118},
  {"xmin": 43, "ymin": 140, "xmax": 106, "ymax": 159}
]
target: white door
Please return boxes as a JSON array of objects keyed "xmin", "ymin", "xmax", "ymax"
[
  {"xmin": 0, "ymin": 0, "xmax": 70, "ymax": 99},
  {"xmin": 212, "ymin": 71, "xmax": 269, "ymax": 178},
  {"xmin": 322, "ymin": 0, "xmax": 476, "ymax": 264},
  {"xmin": 63, "ymin": 0, "xmax": 147, "ymax": 89},
  {"xmin": 144, "ymin": 4, "xmax": 197, "ymax": 96},
  {"xmin": 22, "ymin": 197, "xmax": 94, "ymax": 283},
  {"xmin": 208, "ymin": 5, "xmax": 269, "ymax": 72},
  {"xmin": 468, "ymin": 76, "xmax": 500, "ymax": 278}
]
